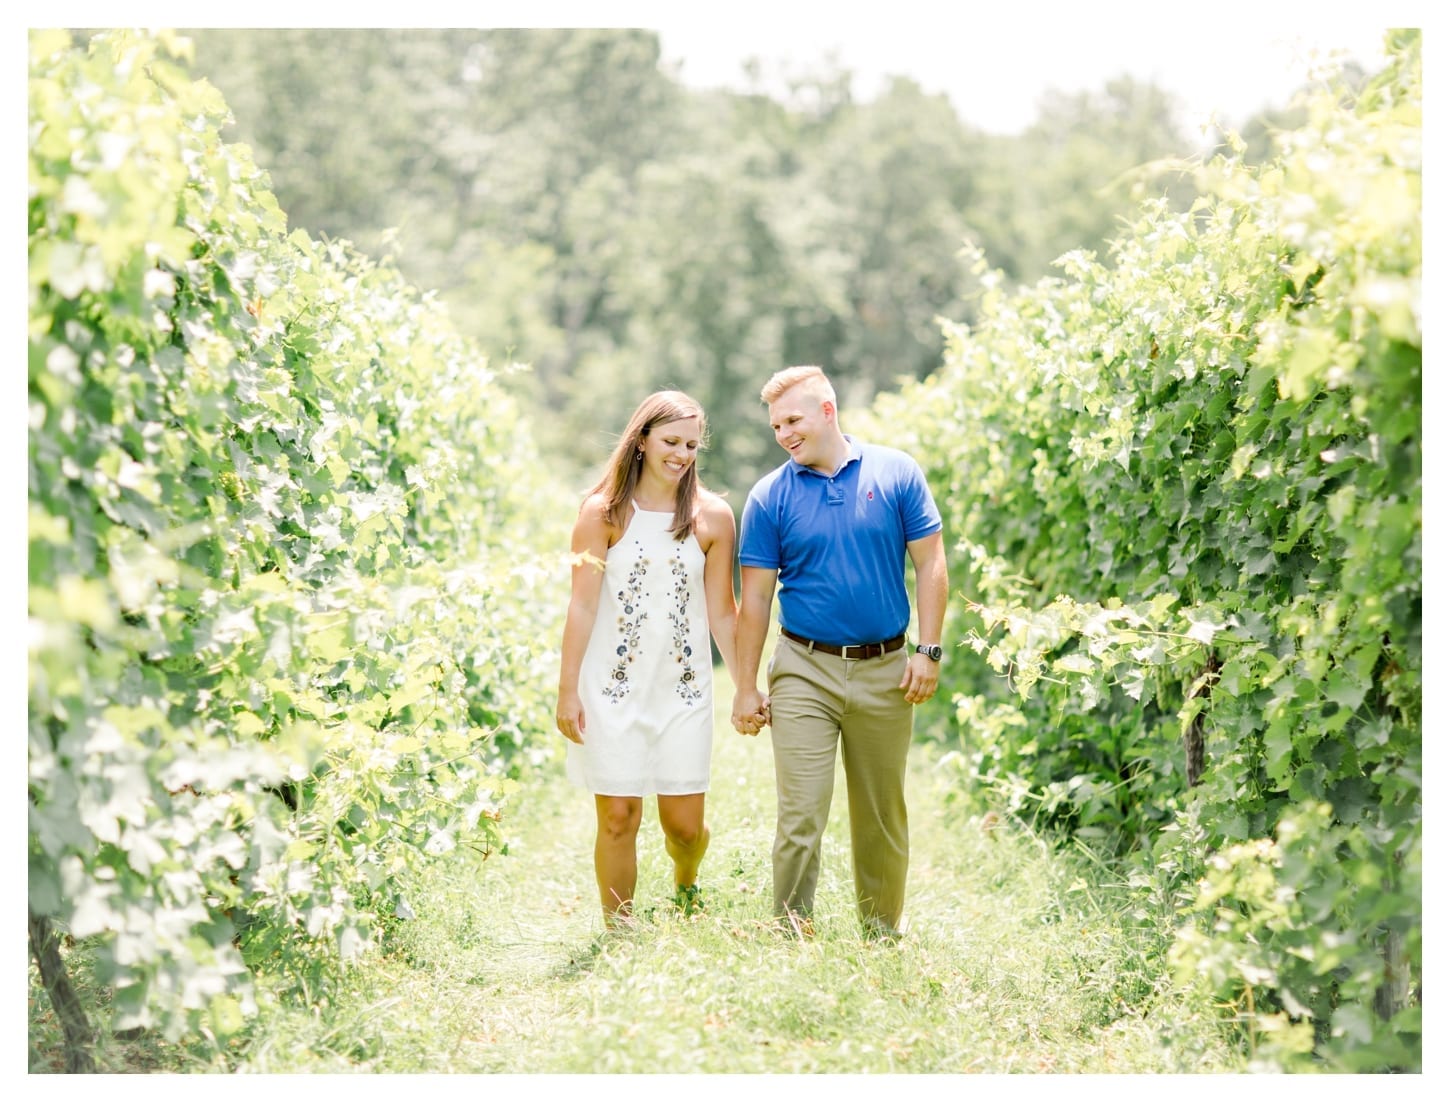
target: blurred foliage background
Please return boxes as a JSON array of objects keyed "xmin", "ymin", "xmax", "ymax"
[{"xmin": 164, "ymin": 27, "xmax": 1353, "ymax": 503}]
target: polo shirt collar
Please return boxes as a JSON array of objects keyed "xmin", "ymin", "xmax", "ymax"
[{"xmin": 791, "ymin": 435, "xmax": 863, "ymax": 479}]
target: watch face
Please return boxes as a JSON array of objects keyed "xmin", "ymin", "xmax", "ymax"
[{"xmin": 918, "ymin": 644, "xmax": 942, "ymax": 661}]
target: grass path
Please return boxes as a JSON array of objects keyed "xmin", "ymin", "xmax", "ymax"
[{"xmin": 224, "ymin": 670, "xmax": 1245, "ymax": 1075}]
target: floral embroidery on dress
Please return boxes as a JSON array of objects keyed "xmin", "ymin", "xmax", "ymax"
[
  {"xmin": 603, "ymin": 550, "xmax": 648, "ymax": 702},
  {"xmin": 669, "ymin": 553, "xmax": 702, "ymax": 704}
]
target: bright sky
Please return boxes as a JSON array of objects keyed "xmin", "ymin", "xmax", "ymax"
[
  {"xmin": 22, "ymin": 2, "xmax": 1430, "ymax": 139},
  {"xmin": 647, "ymin": 3, "xmax": 1401, "ymax": 135}
]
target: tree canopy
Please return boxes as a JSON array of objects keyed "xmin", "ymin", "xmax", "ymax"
[{"xmin": 178, "ymin": 27, "xmax": 1227, "ymax": 497}]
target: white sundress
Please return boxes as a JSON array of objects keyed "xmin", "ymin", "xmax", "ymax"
[{"xmin": 566, "ymin": 504, "xmax": 714, "ymax": 796}]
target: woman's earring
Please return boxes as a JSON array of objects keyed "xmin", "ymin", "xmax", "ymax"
[{"xmin": 636, "ymin": 449, "xmax": 644, "ymax": 461}]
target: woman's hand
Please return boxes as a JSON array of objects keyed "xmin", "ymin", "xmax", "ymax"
[
  {"xmin": 732, "ymin": 687, "xmax": 771, "ymax": 736},
  {"xmin": 556, "ymin": 689, "xmax": 586, "ymax": 744}
]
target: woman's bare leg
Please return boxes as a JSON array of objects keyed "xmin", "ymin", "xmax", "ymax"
[
  {"xmin": 657, "ymin": 793, "xmax": 709, "ymax": 890},
  {"xmin": 594, "ymin": 795, "xmax": 643, "ymax": 926}
]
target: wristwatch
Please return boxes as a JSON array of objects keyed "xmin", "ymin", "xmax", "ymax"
[{"xmin": 915, "ymin": 643, "xmax": 943, "ymax": 662}]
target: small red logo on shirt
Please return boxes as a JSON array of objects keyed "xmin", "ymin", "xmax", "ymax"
[{"xmin": 867, "ymin": 491, "xmax": 874, "ymax": 500}]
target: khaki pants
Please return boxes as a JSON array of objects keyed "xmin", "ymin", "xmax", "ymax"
[{"xmin": 766, "ymin": 635, "xmax": 913, "ymax": 933}]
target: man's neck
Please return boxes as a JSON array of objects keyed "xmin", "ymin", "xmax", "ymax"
[{"xmin": 805, "ymin": 433, "xmax": 852, "ymax": 476}]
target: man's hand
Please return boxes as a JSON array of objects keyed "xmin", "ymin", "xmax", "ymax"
[
  {"xmin": 732, "ymin": 687, "xmax": 771, "ymax": 736},
  {"xmin": 899, "ymin": 652, "xmax": 939, "ymax": 706}
]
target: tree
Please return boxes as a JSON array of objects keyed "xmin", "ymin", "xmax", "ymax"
[
  {"xmin": 787, "ymin": 76, "xmax": 984, "ymax": 393},
  {"xmin": 967, "ymin": 77, "xmax": 1199, "ymax": 285},
  {"xmin": 178, "ymin": 29, "xmax": 1213, "ymax": 503}
]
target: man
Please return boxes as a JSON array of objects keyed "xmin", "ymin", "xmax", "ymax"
[{"xmin": 731, "ymin": 365, "xmax": 947, "ymax": 940}]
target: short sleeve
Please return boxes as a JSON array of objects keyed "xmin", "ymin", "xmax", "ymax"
[
  {"xmin": 899, "ymin": 457, "xmax": 942, "ymax": 543},
  {"xmin": 738, "ymin": 487, "xmax": 782, "ymax": 568}
]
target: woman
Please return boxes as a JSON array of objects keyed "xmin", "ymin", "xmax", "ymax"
[{"xmin": 556, "ymin": 391, "xmax": 740, "ymax": 927}]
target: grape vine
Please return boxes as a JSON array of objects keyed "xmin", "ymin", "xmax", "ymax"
[
  {"xmin": 872, "ymin": 31, "xmax": 1421, "ymax": 1070},
  {"xmin": 28, "ymin": 28, "xmax": 568, "ymax": 1055}
]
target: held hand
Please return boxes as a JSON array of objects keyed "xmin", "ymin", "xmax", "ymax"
[
  {"xmin": 555, "ymin": 690, "xmax": 586, "ymax": 745},
  {"xmin": 751, "ymin": 697, "xmax": 771, "ymax": 733},
  {"xmin": 732, "ymin": 687, "xmax": 770, "ymax": 737},
  {"xmin": 899, "ymin": 653, "xmax": 940, "ymax": 706},
  {"xmin": 744, "ymin": 700, "xmax": 770, "ymax": 735}
]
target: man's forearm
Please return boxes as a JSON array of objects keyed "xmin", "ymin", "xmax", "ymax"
[
  {"xmin": 914, "ymin": 538, "xmax": 949, "ymax": 645},
  {"xmin": 735, "ymin": 602, "xmax": 770, "ymax": 692},
  {"xmin": 917, "ymin": 574, "xmax": 947, "ymax": 644}
]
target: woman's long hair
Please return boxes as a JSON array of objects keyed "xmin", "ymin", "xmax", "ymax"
[{"xmin": 589, "ymin": 390, "xmax": 708, "ymax": 541}]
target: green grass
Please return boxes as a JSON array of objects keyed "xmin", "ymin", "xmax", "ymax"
[{"xmin": 30, "ymin": 670, "xmax": 1246, "ymax": 1073}]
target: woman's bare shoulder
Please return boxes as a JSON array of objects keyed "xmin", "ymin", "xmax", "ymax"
[
  {"xmin": 706, "ymin": 488, "xmax": 738, "ymax": 512},
  {"xmin": 695, "ymin": 490, "xmax": 736, "ymax": 536},
  {"xmin": 575, "ymin": 492, "xmax": 620, "ymax": 538},
  {"xmin": 579, "ymin": 491, "xmax": 612, "ymax": 518}
]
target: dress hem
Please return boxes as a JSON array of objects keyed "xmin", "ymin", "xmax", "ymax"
[{"xmin": 568, "ymin": 780, "xmax": 710, "ymax": 798}]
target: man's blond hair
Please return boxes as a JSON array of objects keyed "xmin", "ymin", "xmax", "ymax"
[{"xmin": 761, "ymin": 365, "xmax": 836, "ymax": 405}]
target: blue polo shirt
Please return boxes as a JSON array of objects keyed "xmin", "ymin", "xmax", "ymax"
[{"xmin": 739, "ymin": 436, "xmax": 942, "ymax": 646}]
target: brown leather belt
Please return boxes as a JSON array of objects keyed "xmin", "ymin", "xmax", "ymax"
[{"xmin": 780, "ymin": 628, "xmax": 906, "ymax": 660}]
